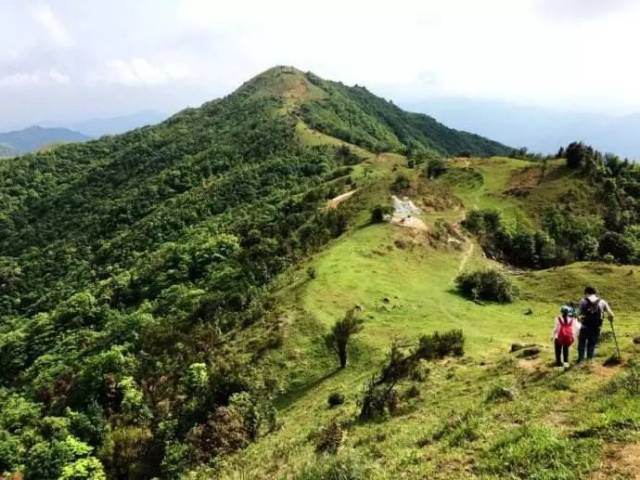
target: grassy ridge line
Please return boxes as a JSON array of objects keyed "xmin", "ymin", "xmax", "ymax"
[{"xmin": 216, "ymin": 154, "xmax": 639, "ymax": 479}]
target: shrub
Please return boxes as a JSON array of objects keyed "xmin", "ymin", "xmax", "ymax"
[
  {"xmin": 377, "ymin": 342, "xmax": 416, "ymax": 385},
  {"xmin": 335, "ymin": 145, "xmax": 361, "ymax": 166},
  {"xmin": 599, "ymin": 231, "xmax": 634, "ymax": 263},
  {"xmin": 565, "ymin": 141, "xmax": 594, "ymax": 169},
  {"xmin": 327, "ymin": 392, "xmax": 345, "ymax": 408},
  {"xmin": 462, "ymin": 209, "xmax": 501, "ymax": 235},
  {"xmin": 187, "ymin": 406, "xmax": 250, "ymax": 460},
  {"xmin": 315, "ymin": 420, "xmax": 345, "ymax": 454},
  {"xmin": 324, "ymin": 308, "xmax": 364, "ymax": 369},
  {"xmin": 485, "ymin": 385, "xmax": 516, "ymax": 402},
  {"xmin": 307, "ymin": 266, "xmax": 317, "ymax": 280},
  {"xmin": 404, "ymin": 385, "xmax": 420, "ymax": 399},
  {"xmin": 358, "ymin": 378, "xmax": 398, "ymax": 421},
  {"xmin": 455, "ymin": 270, "xmax": 518, "ymax": 303},
  {"xmin": 410, "ymin": 359, "xmax": 430, "ymax": 382},
  {"xmin": 416, "ymin": 330, "xmax": 465, "ymax": 360},
  {"xmin": 425, "ymin": 158, "xmax": 448, "ymax": 178},
  {"xmin": 370, "ymin": 205, "xmax": 393, "ymax": 224},
  {"xmin": 391, "ymin": 174, "xmax": 411, "ymax": 193}
]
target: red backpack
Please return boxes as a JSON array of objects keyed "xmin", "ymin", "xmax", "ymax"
[{"xmin": 557, "ymin": 316, "xmax": 574, "ymax": 346}]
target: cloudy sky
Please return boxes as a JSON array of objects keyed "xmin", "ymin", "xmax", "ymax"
[{"xmin": 1, "ymin": 0, "xmax": 640, "ymax": 130}]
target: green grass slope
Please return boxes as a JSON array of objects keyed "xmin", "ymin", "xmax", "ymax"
[{"xmin": 215, "ymin": 152, "xmax": 640, "ymax": 480}]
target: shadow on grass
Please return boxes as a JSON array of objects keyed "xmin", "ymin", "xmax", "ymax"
[{"xmin": 276, "ymin": 368, "xmax": 342, "ymax": 410}]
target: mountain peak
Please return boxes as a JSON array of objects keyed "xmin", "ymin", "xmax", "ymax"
[{"xmin": 234, "ymin": 65, "xmax": 324, "ymax": 103}]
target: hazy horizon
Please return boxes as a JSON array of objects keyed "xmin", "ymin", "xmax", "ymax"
[{"xmin": 2, "ymin": 0, "xmax": 640, "ymax": 132}]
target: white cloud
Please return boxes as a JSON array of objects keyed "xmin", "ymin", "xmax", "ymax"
[
  {"xmin": 48, "ymin": 69, "xmax": 70, "ymax": 84},
  {"xmin": 30, "ymin": 3, "xmax": 74, "ymax": 48},
  {"xmin": 3, "ymin": 0, "xmax": 640, "ymax": 128},
  {"xmin": 0, "ymin": 72, "xmax": 41, "ymax": 87},
  {"xmin": 0, "ymin": 70, "xmax": 71, "ymax": 87},
  {"xmin": 103, "ymin": 58, "xmax": 192, "ymax": 86}
]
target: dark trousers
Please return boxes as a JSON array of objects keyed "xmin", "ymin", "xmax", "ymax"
[
  {"xmin": 554, "ymin": 340, "xmax": 569, "ymax": 365},
  {"xmin": 577, "ymin": 326, "xmax": 600, "ymax": 362}
]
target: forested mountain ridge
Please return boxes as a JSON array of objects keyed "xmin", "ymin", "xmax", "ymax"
[{"xmin": 0, "ymin": 66, "xmax": 509, "ymax": 478}]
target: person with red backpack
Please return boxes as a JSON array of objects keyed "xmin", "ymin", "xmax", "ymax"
[
  {"xmin": 577, "ymin": 286, "xmax": 615, "ymax": 363},
  {"xmin": 552, "ymin": 305, "xmax": 579, "ymax": 367}
]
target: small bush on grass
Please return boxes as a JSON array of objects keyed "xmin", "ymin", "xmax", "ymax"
[
  {"xmin": 425, "ymin": 158, "xmax": 448, "ymax": 179},
  {"xmin": 404, "ymin": 385, "xmax": 420, "ymax": 399},
  {"xmin": 391, "ymin": 174, "xmax": 411, "ymax": 193},
  {"xmin": 416, "ymin": 330, "xmax": 465, "ymax": 360},
  {"xmin": 479, "ymin": 425, "xmax": 599, "ymax": 480},
  {"xmin": 409, "ymin": 359, "xmax": 430, "ymax": 382},
  {"xmin": 358, "ymin": 378, "xmax": 398, "ymax": 421},
  {"xmin": 485, "ymin": 385, "xmax": 516, "ymax": 402},
  {"xmin": 327, "ymin": 392, "xmax": 345, "ymax": 408},
  {"xmin": 370, "ymin": 204, "xmax": 393, "ymax": 224},
  {"xmin": 315, "ymin": 420, "xmax": 345, "ymax": 454},
  {"xmin": 455, "ymin": 270, "xmax": 518, "ymax": 303},
  {"xmin": 359, "ymin": 332, "xmax": 464, "ymax": 421}
]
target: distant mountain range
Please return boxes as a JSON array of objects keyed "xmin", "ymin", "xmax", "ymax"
[
  {"xmin": 403, "ymin": 98, "xmax": 640, "ymax": 160},
  {"xmin": 0, "ymin": 143, "xmax": 19, "ymax": 158},
  {"xmin": 0, "ymin": 111, "xmax": 168, "ymax": 156},
  {"xmin": 0, "ymin": 126, "xmax": 89, "ymax": 155}
]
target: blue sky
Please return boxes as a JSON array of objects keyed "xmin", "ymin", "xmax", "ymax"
[{"xmin": 1, "ymin": 0, "xmax": 640, "ymax": 130}]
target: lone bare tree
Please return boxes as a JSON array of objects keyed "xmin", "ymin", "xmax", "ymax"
[{"xmin": 325, "ymin": 307, "xmax": 364, "ymax": 368}]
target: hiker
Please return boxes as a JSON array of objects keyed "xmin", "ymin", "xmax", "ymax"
[
  {"xmin": 577, "ymin": 286, "xmax": 615, "ymax": 363},
  {"xmin": 552, "ymin": 305, "xmax": 579, "ymax": 367}
]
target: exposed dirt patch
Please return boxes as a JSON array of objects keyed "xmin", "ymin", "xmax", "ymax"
[
  {"xmin": 390, "ymin": 195, "xmax": 428, "ymax": 231},
  {"xmin": 326, "ymin": 190, "xmax": 357, "ymax": 209},
  {"xmin": 517, "ymin": 357, "xmax": 543, "ymax": 372},
  {"xmin": 504, "ymin": 165, "xmax": 542, "ymax": 197},
  {"xmin": 592, "ymin": 442, "xmax": 640, "ymax": 479},
  {"xmin": 589, "ymin": 362, "xmax": 624, "ymax": 380},
  {"xmin": 393, "ymin": 216, "xmax": 428, "ymax": 231}
]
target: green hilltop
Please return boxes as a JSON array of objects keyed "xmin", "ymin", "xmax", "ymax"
[{"xmin": 0, "ymin": 67, "xmax": 639, "ymax": 479}]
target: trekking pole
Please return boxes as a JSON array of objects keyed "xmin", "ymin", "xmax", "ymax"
[{"xmin": 609, "ymin": 319, "xmax": 622, "ymax": 360}]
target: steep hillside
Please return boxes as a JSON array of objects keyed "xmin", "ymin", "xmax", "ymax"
[
  {"xmin": 214, "ymin": 156, "xmax": 640, "ymax": 480},
  {"xmin": 0, "ymin": 125, "xmax": 89, "ymax": 153},
  {"xmin": 1, "ymin": 67, "xmax": 638, "ymax": 479},
  {"xmin": 0, "ymin": 67, "xmax": 510, "ymax": 478}
]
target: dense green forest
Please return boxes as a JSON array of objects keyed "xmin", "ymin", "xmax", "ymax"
[{"xmin": 0, "ymin": 67, "xmax": 509, "ymax": 478}]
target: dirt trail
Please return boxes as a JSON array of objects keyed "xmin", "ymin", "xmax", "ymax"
[
  {"xmin": 457, "ymin": 241, "xmax": 474, "ymax": 275},
  {"xmin": 326, "ymin": 190, "xmax": 356, "ymax": 209},
  {"xmin": 592, "ymin": 442, "xmax": 640, "ymax": 479}
]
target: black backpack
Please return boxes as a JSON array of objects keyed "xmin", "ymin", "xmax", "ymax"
[{"xmin": 582, "ymin": 297, "xmax": 603, "ymax": 328}]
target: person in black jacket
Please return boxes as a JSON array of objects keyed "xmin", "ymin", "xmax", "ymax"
[{"xmin": 577, "ymin": 286, "xmax": 614, "ymax": 363}]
